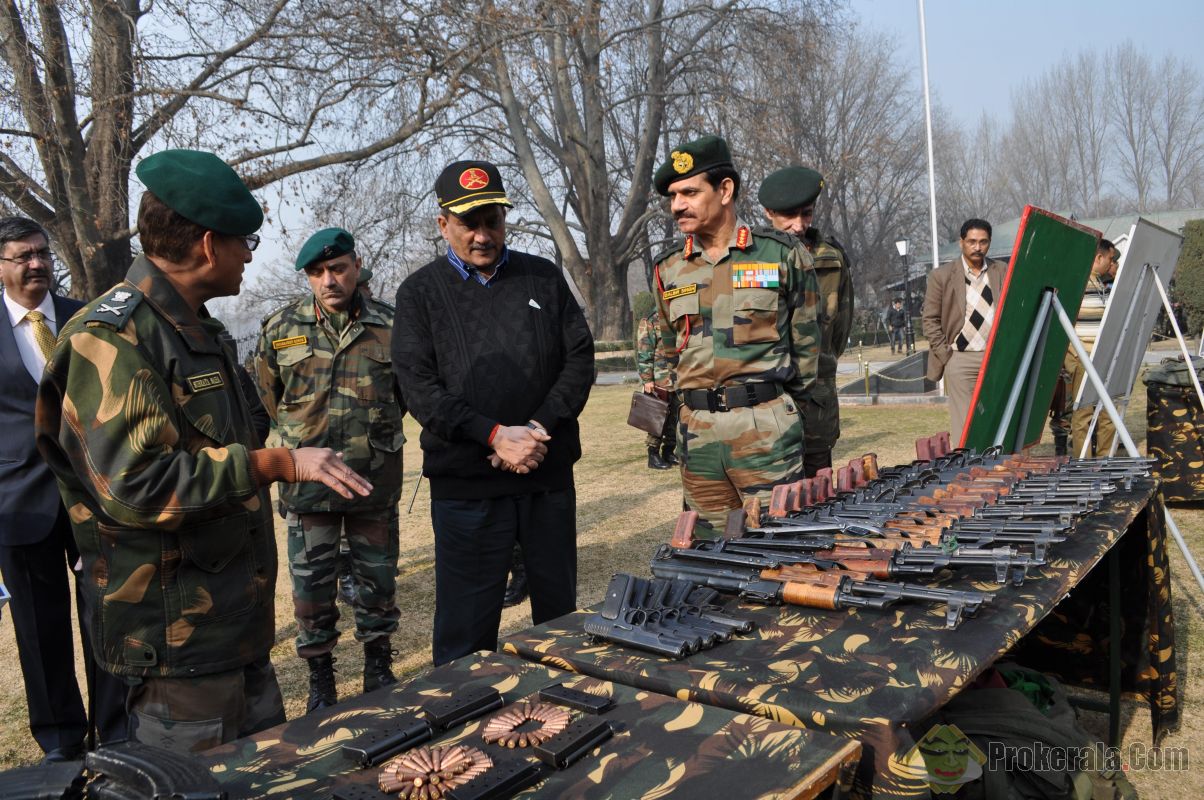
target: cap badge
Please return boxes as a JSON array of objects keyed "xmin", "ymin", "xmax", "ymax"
[
  {"xmin": 459, "ymin": 168, "xmax": 490, "ymax": 190},
  {"xmin": 671, "ymin": 151, "xmax": 693, "ymax": 174}
]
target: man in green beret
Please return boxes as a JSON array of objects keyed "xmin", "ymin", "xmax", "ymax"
[
  {"xmin": 653, "ymin": 136, "xmax": 821, "ymax": 532},
  {"xmin": 759, "ymin": 166, "xmax": 855, "ymax": 476},
  {"xmin": 254, "ymin": 228, "xmax": 404, "ymax": 711},
  {"xmin": 36, "ymin": 149, "xmax": 372, "ymax": 754}
]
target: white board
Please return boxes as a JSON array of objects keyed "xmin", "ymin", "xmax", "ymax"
[{"xmin": 1076, "ymin": 217, "xmax": 1183, "ymax": 408}]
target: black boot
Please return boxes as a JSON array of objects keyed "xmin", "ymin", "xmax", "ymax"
[
  {"xmin": 647, "ymin": 446, "xmax": 671, "ymax": 470},
  {"xmin": 661, "ymin": 442, "xmax": 679, "ymax": 466},
  {"xmin": 305, "ymin": 654, "xmax": 337, "ymax": 713},
  {"xmin": 363, "ymin": 639, "xmax": 398, "ymax": 693},
  {"xmin": 503, "ymin": 545, "xmax": 529, "ymax": 608},
  {"xmin": 1053, "ymin": 432, "xmax": 1068, "ymax": 457}
]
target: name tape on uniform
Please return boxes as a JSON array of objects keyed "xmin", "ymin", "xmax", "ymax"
[
  {"xmin": 272, "ymin": 335, "xmax": 308, "ymax": 350},
  {"xmin": 187, "ymin": 371, "xmax": 225, "ymax": 392},
  {"xmin": 732, "ymin": 264, "xmax": 781, "ymax": 289},
  {"xmin": 662, "ymin": 284, "xmax": 698, "ymax": 301}
]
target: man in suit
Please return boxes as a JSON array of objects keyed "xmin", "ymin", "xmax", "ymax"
[
  {"xmin": 922, "ymin": 218, "xmax": 1007, "ymax": 441},
  {"xmin": 0, "ymin": 216, "xmax": 126, "ymax": 760}
]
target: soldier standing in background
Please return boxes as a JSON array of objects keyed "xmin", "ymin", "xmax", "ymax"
[
  {"xmin": 636, "ymin": 309, "xmax": 679, "ymax": 469},
  {"xmin": 36, "ymin": 150, "xmax": 372, "ymax": 754},
  {"xmin": 255, "ymin": 228, "xmax": 404, "ymax": 712},
  {"xmin": 758, "ymin": 167, "xmax": 854, "ymax": 476},
  {"xmin": 653, "ymin": 136, "xmax": 820, "ymax": 532}
]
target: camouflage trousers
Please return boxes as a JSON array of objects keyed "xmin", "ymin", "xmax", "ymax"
[
  {"xmin": 286, "ymin": 508, "xmax": 400, "ymax": 659},
  {"xmin": 126, "ymin": 655, "xmax": 284, "ymax": 754},
  {"xmin": 646, "ymin": 393, "xmax": 680, "ymax": 448},
  {"xmin": 679, "ymin": 393, "xmax": 805, "ymax": 533},
  {"xmin": 1059, "ymin": 349, "xmax": 1117, "ymax": 457}
]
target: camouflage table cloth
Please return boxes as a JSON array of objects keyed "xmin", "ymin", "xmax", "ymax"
[
  {"xmin": 501, "ymin": 480, "xmax": 1177, "ymax": 798},
  {"xmin": 199, "ymin": 651, "xmax": 861, "ymax": 799}
]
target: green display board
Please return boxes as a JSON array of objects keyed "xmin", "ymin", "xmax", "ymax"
[{"xmin": 962, "ymin": 206, "xmax": 1099, "ymax": 450}]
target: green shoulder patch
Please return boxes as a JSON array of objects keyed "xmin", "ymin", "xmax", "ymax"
[
  {"xmin": 750, "ymin": 226, "xmax": 799, "ymax": 248},
  {"xmin": 84, "ymin": 284, "xmax": 143, "ymax": 331},
  {"xmin": 652, "ymin": 240, "xmax": 686, "ymax": 266}
]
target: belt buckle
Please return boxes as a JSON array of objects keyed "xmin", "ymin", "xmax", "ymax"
[{"xmin": 709, "ymin": 388, "xmax": 728, "ymax": 413}]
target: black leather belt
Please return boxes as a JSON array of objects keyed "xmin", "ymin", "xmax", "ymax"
[{"xmin": 680, "ymin": 383, "xmax": 783, "ymax": 413}]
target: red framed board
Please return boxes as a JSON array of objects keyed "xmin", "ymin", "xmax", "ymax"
[{"xmin": 961, "ymin": 206, "xmax": 1099, "ymax": 450}]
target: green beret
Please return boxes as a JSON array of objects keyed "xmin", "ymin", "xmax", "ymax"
[
  {"xmin": 758, "ymin": 166, "xmax": 824, "ymax": 211},
  {"xmin": 295, "ymin": 227, "xmax": 355, "ymax": 271},
  {"xmin": 135, "ymin": 149, "xmax": 263, "ymax": 235},
  {"xmin": 653, "ymin": 135, "xmax": 734, "ymax": 196},
  {"xmin": 357, "ymin": 265, "xmax": 373, "ymax": 285}
]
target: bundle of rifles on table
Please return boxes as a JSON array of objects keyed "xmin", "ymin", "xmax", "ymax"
[{"xmin": 587, "ymin": 434, "xmax": 1154, "ymax": 657}]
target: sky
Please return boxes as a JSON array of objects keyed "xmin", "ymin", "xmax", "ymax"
[{"xmin": 847, "ymin": 0, "xmax": 1204, "ymax": 128}]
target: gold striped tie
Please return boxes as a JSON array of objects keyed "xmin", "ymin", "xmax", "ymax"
[{"xmin": 26, "ymin": 310, "xmax": 56, "ymax": 361}]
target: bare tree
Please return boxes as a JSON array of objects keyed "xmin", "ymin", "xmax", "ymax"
[
  {"xmin": 1150, "ymin": 54, "xmax": 1204, "ymax": 209},
  {"xmin": 0, "ymin": 0, "xmax": 475, "ymax": 298},
  {"xmin": 1109, "ymin": 41, "xmax": 1157, "ymax": 212},
  {"xmin": 463, "ymin": 0, "xmax": 749, "ymax": 340}
]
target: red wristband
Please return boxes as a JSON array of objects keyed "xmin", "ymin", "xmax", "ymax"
[{"xmin": 487, "ymin": 424, "xmax": 501, "ymax": 445}]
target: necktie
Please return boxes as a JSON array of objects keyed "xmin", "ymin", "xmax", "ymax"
[{"xmin": 26, "ymin": 310, "xmax": 56, "ymax": 361}]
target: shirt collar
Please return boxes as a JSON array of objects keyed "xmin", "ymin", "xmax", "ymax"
[
  {"xmin": 4, "ymin": 289, "xmax": 55, "ymax": 328},
  {"xmin": 447, "ymin": 245, "xmax": 510, "ymax": 285},
  {"xmin": 961, "ymin": 255, "xmax": 988, "ymax": 280}
]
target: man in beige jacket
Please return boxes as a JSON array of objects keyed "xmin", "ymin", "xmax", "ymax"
[{"xmin": 922, "ymin": 218, "xmax": 1008, "ymax": 441}]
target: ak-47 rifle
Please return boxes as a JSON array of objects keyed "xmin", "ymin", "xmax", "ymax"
[{"xmin": 649, "ymin": 545, "xmax": 991, "ymax": 629}]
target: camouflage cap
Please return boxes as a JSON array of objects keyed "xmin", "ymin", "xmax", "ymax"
[
  {"xmin": 296, "ymin": 227, "xmax": 355, "ymax": 271},
  {"xmin": 435, "ymin": 160, "xmax": 514, "ymax": 215},
  {"xmin": 758, "ymin": 166, "xmax": 824, "ymax": 211},
  {"xmin": 357, "ymin": 265, "xmax": 374, "ymax": 285},
  {"xmin": 654, "ymin": 135, "xmax": 734, "ymax": 196},
  {"xmin": 135, "ymin": 149, "xmax": 263, "ymax": 235}
]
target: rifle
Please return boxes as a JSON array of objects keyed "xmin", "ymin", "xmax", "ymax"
[{"xmin": 582, "ymin": 572, "xmax": 755, "ymax": 659}]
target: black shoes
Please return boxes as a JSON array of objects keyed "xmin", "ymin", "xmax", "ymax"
[
  {"xmin": 41, "ymin": 744, "xmax": 84, "ymax": 764},
  {"xmin": 305, "ymin": 654, "xmax": 338, "ymax": 713},
  {"xmin": 647, "ymin": 446, "xmax": 671, "ymax": 470},
  {"xmin": 363, "ymin": 640, "xmax": 398, "ymax": 693},
  {"xmin": 660, "ymin": 444, "xmax": 679, "ymax": 466},
  {"xmin": 503, "ymin": 561, "xmax": 529, "ymax": 608}
]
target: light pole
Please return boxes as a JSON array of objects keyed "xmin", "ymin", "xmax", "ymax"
[{"xmin": 895, "ymin": 237, "xmax": 915, "ymax": 355}]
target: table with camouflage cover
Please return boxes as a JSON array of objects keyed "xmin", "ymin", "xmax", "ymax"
[
  {"xmin": 199, "ymin": 650, "xmax": 861, "ymax": 799},
  {"xmin": 501, "ymin": 479, "xmax": 1177, "ymax": 798}
]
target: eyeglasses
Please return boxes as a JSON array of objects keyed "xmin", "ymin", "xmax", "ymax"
[
  {"xmin": 0, "ymin": 248, "xmax": 54, "ymax": 266},
  {"xmin": 240, "ymin": 234, "xmax": 261, "ymax": 252}
]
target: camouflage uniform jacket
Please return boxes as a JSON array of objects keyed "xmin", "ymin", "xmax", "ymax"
[
  {"xmin": 803, "ymin": 231, "xmax": 855, "ymax": 450},
  {"xmin": 255, "ymin": 294, "xmax": 404, "ymax": 513},
  {"xmin": 35, "ymin": 255, "xmax": 276, "ymax": 678},
  {"xmin": 635, "ymin": 311, "xmax": 671, "ymax": 387},
  {"xmin": 654, "ymin": 222, "xmax": 820, "ymax": 399}
]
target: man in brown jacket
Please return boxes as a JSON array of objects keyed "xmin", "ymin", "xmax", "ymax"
[{"xmin": 922, "ymin": 219, "xmax": 1007, "ymax": 441}]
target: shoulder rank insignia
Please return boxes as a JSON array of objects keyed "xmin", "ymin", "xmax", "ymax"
[
  {"xmin": 186, "ymin": 371, "xmax": 225, "ymax": 393},
  {"xmin": 735, "ymin": 226, "xmax": 751, "ymax": 249},
  {"xmin": 84, "ymin": 285, "xmax": 143, "ymax": 331},
  {"xmin": 272, "ymin": 335, "xmax": 309, "ymax": 350},
  {"xmin": 662, "ymin": 283, "xmax": 698, "ymax": 301},
  {"xmin": 682, "ymin": 235, "xmax": 694, "ymax": 259},
  {"xmin": 732, "ymin": 265, "xmax": 781, "ymax": 289}
]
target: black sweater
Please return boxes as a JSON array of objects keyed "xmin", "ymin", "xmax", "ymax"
[{"xmin": 391, "ymin": 251, "xmax": 595, "ymax": 499}]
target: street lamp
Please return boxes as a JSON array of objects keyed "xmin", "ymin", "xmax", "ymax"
[{"xmin": 894, "ymin": 237, "xmax": 915, "ymax": 355}]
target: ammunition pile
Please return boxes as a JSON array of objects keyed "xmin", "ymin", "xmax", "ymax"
[
  {"xmin": 480, "ymin": 702, "xmax": 571, "ymax": 748},
  {"xmin": 378, "ymin": 745, "xmax": 493, "ymax": 798}
]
